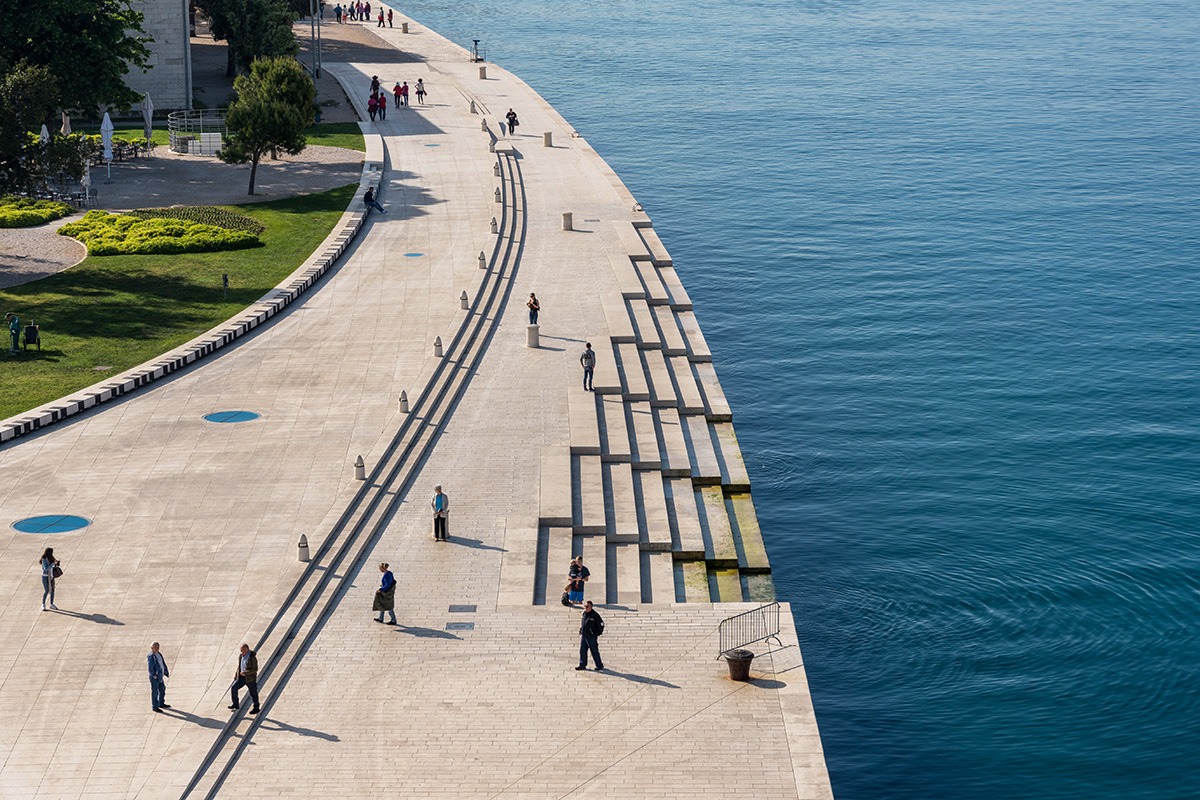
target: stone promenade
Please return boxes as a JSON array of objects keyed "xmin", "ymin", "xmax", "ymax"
[{"xmin": 0, "ymin": 10, "xmax": 832, "ymax": 799}]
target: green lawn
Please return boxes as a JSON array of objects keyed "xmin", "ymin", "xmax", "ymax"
[
  {"xmin": 0, "ymin": 183, "xmax": 358, "ymax": 419},
  {"xmin": 305, "ymin": 122, "xmax": 365, "ymax": 152}
]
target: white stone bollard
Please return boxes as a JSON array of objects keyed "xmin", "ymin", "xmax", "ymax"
[
  {"xmin": 399, "ymin": 391, "xmax": 409, "ymax": 413},
  {"xmin": 494, "ymin": 187, "xmax": 501, "ymax": 203},
  {"xmin": 478, "ymin": 250, "xmax": 487, "ymax": 269},
  {"xmin": 526, "ymin": 324, "xmax": 540, "ymax": 348},
  {"xmin": 460, "ymin": 291, "xmax": 469, "ymax": 310},
  {"xmin": 543, "ymin": 131, "xmax": 553, "ymax": 147},
  {"xmin": 562, "ymin": 212, "xmax": 573, "ymax": 231},
  {"xmin": 433, "ymin": 336, "xmax": 443, "ymax": 357},
  {"xmin": 298, "ymin": 534, "xmax": 310, "ymax": 562},
  {"xmin": 493, "ymin": 163, "xmax": 500, "ymax": 177},
  {"xmin": 470, "ymin": 100, "xmax": 477, "ymax": 114},
  {"xmin": 479, "ymin": 65, "xmax": 487, "ymax": 80},
  {"xmin": 354, "ymin": 455, "xmax": 366, "ymax": 480},
  {"xmin": 489, "ymin": 139, "xmax": 495, "ymax": 153},
  {"xmin": 481, "ymin": 119, "xmax": 488, "ymax": 132},
  {"xmin": 490, "ymin": 217, "xmax": 498, "ymax": 234},
  {"xmin": 401, "ymin": 21, "xmax": 409, "ymax": 33}
]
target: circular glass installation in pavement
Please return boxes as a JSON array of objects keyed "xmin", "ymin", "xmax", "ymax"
[
  {"xmin": 13, "ymin": 515, "xmax": 91, "ymax": 534},
  {"xmin": 203, "ymin": 411, "xmax": 262, "ymax": 423}
]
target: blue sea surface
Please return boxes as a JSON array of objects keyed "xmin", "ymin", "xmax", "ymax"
[{"xmin": 397, "ymin": 1, "xmax": 1200, "ymax": 797}]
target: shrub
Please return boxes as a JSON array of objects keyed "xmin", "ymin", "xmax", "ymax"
[
  {"xmin": 58, "ymin": 210, "xmax": 261, "ymax": 256},
  {"xmin": 129, "ymin": 206, "xmax": 265, "ymax": 235},
  {"xmin": 0, "ymin": 196, "xmax": 75, "ymax": 228}
]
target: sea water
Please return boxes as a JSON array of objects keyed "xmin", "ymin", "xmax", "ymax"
[{"xmin": 396, "ymin": 1, "xmax": 1200, "ymax": 797}]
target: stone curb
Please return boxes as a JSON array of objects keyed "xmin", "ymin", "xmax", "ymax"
[{"xmin": 0, "ymin": 125, "xmax": 384, "ymax": 445}]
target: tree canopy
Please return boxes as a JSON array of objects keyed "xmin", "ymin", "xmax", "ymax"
[
  {"xmin": 219, "ymin": 57, "xmax": 315, "ymax": 195},
  {"xmin": 0, "ymin": 64, "xmax": 86, "ymax": 194},
  {"xmin": 0, "ymin": 0, "xmax": 150, "ymax": 112},
  {"xmin": 195, "ymin": 0, "xmax": 300, "ymax": 76}
]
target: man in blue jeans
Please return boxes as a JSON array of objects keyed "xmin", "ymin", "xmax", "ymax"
[
  {"xmin": 576, "ymin": 601, "xmax": 605, "ymax": 671},
  {"xmin": 147, "ymin": 642, "xmax": 170, "ymax": 712}
]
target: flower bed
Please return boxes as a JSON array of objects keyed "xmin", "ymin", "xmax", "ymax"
[
  {"xmin": 58, "ymin": 210, "xmax": 261, "ymax": 256},
  {"xmin": 0, "ymin": 196, "xmax": 75, "ymax": 228},
  {"xmin": 129, "ymin": 206, "xmax": 266, "ymax": 235}
]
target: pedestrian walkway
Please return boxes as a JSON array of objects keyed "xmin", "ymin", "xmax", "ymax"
[{"xmin": 0, "ymin": 10, "xmax": 832, "ymax": 799}]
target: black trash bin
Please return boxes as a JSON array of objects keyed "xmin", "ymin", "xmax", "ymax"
[
  {"xmin": 725, "ymin": 649, "xmax": 755, "ymax": 681},
  {"xmin": 23, "ymin": 324, "xmax": 39, "ymax": 351}
]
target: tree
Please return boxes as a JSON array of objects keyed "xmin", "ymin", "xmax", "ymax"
[
  {"xmin": 0, "ymin": 63, "xmax": 85, "ymax": 194},
  {"xmin": 219, "ymin": 57, "xmax": 315, "ymax": 195},
  {"xmin": 0, "ymin": 0, "xmax": 150, "ymax": 112},
  {"xmin": 195, "ymin": 0, "xmax": 300, "ymax": 77}
]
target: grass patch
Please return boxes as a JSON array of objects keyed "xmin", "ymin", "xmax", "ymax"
[
  {"xmin": 59, "ymin": 211, "xmax": 261, "ymax": 256},
  {"xmin": 0, "ymin": 196, "xmax": 75, "ymax": 228},
  {"xmin": 306, "ymin": 122, "xmax": 365, "ymax": 152},
  {"xmin": 0, "ymin": 182, "xmax": 358, "ymax": 419}
]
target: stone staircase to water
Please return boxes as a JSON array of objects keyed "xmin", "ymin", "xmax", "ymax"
[{"xmin": 498, "ymin": 221, "xmax": 774, "ymax": 608}]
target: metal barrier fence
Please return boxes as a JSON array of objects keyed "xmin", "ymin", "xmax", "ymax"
[
  {"xmin": 717, "ymin": 602, "xmax": 782, "ymax": 657},
  {"xmin": 167, "ymin": 109, "xmax": 228, "ymax": 156}
]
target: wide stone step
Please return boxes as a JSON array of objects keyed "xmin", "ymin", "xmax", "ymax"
[
  {"xmin": 682, "ymin": 413, "xmax": 722, "ymax": 485},
  {"xmin": 628, "ymin": 401, "xmax": 661, "ymax": 469},
  {"xmin": 655, "ymin": 407, "xmax": 691, "ymax": 478},
  {"xmin": 637, "ymin": 226, "xmax": 674, "ymax": 267},
  {"xmin": 496, "ymin": 518, "xmax": 538, "ymax": 607},
  {"xmin": 598, "ymin": 394, "xmax": 632, "ymax": 462},
  {"xmin": 539, "ymin": 446, "xmax": 572, "ymax": 527},
  {"xmin": 592, "ymin": 341, "xmax": 622, "ymax": 395},
  {"xmin": 643, "ymin": 550, "xmax": 677, "ymax": 605},
  {"xmin": 694, "ymin": 361, "xmax": 732, "ymax": 422},
  {"xmin": 543, "ymin": 525, "xmax": 575, "ymax": 605},
  {"xmin": 680, "ymin": 560, "xmax": 711, "ymax": 603},
  {"xmin": 654, "ymin": 305, "xmax": 688, "ymax": 356},
  {"xmin": 567, "ymin": 386, "xmax": 600, "ymax": 456},
  {"xmin": 573, "ymin": 454, "xmax": 605, "ymax": 533},
  {"xmin": 616, "ymin": 342, "xmax": 650, "ymax": 401},
  {"xmin": 664, "ymin": 476, "xmax": 705, "ymax": 558},
  {"xmin": 612, "ymin": 219, "xmax": 652, "ymax": 262},
  {"xmin": 611, "ymin": 541, "xmax": 641, "ymax": 607},
  {"xmin": 744, "ymin": 574, "xmax": 776, "ymax": 603},
  {"xmin": 668, "ymin": 355, "xmax": 706, "ymax": 416},
  {"xmin": 628, "ymin": 297, "xmax": 662, "ymax": 349},
  {"xmin": 728, "ymin": 491, "xmax": 770, "ymax": 574},
  {"xmin": 605, "ymin": 461, "xmax": 640, "ymax": 543},
  {"xmin": 657, "ymin": 266, "xmax": 693, "ymax": 311},
  {"xmin": 635, "ymin": 468, "xmax": 672, "ymax": 551},
  {"xmin": 712, "ymin": 421, "xmax": 751, "ymax": 490},
  {"xmin": 602, "ymin": 293, "xmax": 636, "ymax": 343},
  {"xmin": 632, "ymin": 259, "xmax": 671, "ymax": 306},
  {"xmin": 607, "ymin": 251, "xmax": 646, "ymax": 299},
  {"xmin": 713, "ymin": 567, "xmax": 744, "ymax": 603},
  {"xmin": 578, "ymin": 532, "xmax": 608, "ymax": 606},
  {"xmin": 676, "ymin": 310, "xmax": 713, "ymax": 362},
  {"xmin": 644, "ymin": 348, "xmax": 677, "ymax": 409},
  {"xmin": 698, "ymin": 486, "xmax": 738, "ymax": 567}
]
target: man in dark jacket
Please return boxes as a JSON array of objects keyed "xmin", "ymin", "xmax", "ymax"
[
  {"xmin": 229, "ymin": 643, "xmax": 261, "ymax": 714},
  {"xmin": 576, "ymin": 601, "xmax": 604, "ymax": 671},
  {"xmin": 147, "ymin": 642, "xmax": 170, "ymax": 712}
]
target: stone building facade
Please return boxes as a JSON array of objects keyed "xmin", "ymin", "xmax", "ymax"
[{"xmin": 122, "ymin": 0, "xmax": 193, "ymax": 111}]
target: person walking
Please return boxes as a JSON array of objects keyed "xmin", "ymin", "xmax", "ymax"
[
  {"xmin": 364, "ymin": 186, "xmax": 385, "ymax": 214},
  {"xmin": 431, "ymin": 485, "xmax": 449, "ymax": 541},
  {"xmin": 415, "ymin": 78, "xmax": 426, "ymax": 104},
  {"xmin": 387, "ymin": 8, "xmax": 393, "ymax": 26},
  {"xmin": 38, "ymin": 547, "xmax": 59, "ymax": 611},
  {"xmin": 148, "ymin": 642, "xmax": 170, "ymax": 713},
  {"xmin": 576, "ymin": 601, "xmax": 605, "ymax": 671},
  {"xmin": 580, "ymin": 342, "xmax": 596, "ymax": 391},
  {"xmin": 229, "ymin": 643, "xmax": 260, "ymax": 714},
  {"xmin": 527, "ymin": 292, "xmax": 540, "ymax": 325},
  {"xmin": 377, "ymin": 9, "xmax": 384, "ymax": 26},
  {"xmin": 334, "ymin": 3, "xmax": 342, "ymax": 22},
  {"xmin": 392, "ymin": 82, "xmax": 402, "ymax": 108},
  {"xmin": 505, "ymin": 108, "xmax": 519, "ymax": 135},
  {"xmin": 400, "ymin": 81, "xmax": 409, "ymax": 106},
  {"xmin": 367, "ymin": 94, "xmax": 378, "ymax": 121},
  {"xmin": 6, "ymin": 312, "xmax": 19, "ymax": 352},
  {"xmin": 373, "ymin": 562, "xmax": 397, "ymax": 624},
  {"xmin": 376, "ymin": 91, "xmax": 387, "ymax": 120}
]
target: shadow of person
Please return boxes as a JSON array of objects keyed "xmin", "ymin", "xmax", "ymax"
[
  {"xmin": 161, "ymin": 709, "xmax": 226, "ymax": 729},
  {"xmin": 393, "ymin": 625, "xmax": 463, "ymax": 640},
  {"xmin": 450, "ymin": 536, "xmax": 506, "ymax": 551},
  {"xmin": 258, "ymin": 717, "xmax": 340, "ymax": 741},
  {"xmin": 51, "ymin": 609, "xmax": 123, "ymax": 625},
  {"xmin": 594, "ymin": 668, "xmax": 680, "ymax": 689}
]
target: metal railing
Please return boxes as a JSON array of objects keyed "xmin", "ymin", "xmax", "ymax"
[
  {"xmin": 167, "ymin": 109, "xmax": 228, "ymax": 155},
  {"xmin": 718, "ymin": 602, "xmax": 782, "ymax": 658}
]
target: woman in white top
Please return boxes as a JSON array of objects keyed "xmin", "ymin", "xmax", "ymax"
[{"xmin": 39, "ymin": 547, "xmax": 59, "ymax": 611}]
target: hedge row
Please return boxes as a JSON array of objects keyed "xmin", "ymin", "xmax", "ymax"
[
  {"xmin": 58, "ymin": 210, "xmax": 261, "ymax": 256},
  {"xmin": 129, "ymin": 206, "xmax": 266, "ymax": 235},
  {"xmin": 0, "ymin": 196, "xmax": 75, "ymax": 228}
]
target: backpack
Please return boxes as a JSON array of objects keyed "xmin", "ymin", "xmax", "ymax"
[{"xmin": 594, "ymin": 614, "xmax": 605, "ymax": 637}]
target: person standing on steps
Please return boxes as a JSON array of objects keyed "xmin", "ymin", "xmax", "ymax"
[
  {"xmin": 38, "ymin": 547, "xmax": 59, "ymax": 611},
  {"xmin": 567, "ymin": 555, "xmax": 589, "ymax": 606},
  {"xmin": 431, "ymin": 485, "xmax": 450, "ymax": 541},
  {"xmin": 580, "ymin": 342, "xmax": 596, "ymax": 391},
  {"xmin": 576, "ymin": 601, "xmax": 605, "ymax": 671},
  {"xmin": 229, "ymin": 643, "xmax": 260, "ymax": 715},
  {"xmin": 415, "ymin": 78, "xmax": 426, "ymax": 104},
  {"xmin": 148, "ymin": 642, "xmax": 170, "ymax": 713},
  {"xmin": 527, "ymin": 293, "xmax": 540, "ymax": 325},
  {"xmin": 505, "ymin": 108, "xmax": 519, "ymax": 136},
  {"xmin": 374, "ymin": 563, "xmax": 397, "ymax": 624}
]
